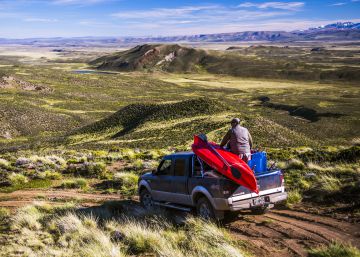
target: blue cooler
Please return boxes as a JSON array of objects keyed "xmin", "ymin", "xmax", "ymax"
[{"xmin": 248, "ymin": 152, "xmax": 267, "ymax": 173}]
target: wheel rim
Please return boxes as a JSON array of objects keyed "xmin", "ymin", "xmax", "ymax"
[
  {"xmin": 199, "ymin": 202, "xmax": 211, "ymax": 219},
  {"xmin": 142, "ymin": 193, "xmax": 153, "ymax": 209}
]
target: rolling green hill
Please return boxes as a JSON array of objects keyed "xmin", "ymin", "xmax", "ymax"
[{"xmin": 68, "ymin": 98, "xmax": 313, "ymax": 149}]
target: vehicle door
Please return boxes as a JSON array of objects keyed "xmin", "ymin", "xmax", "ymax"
[
  {"xmin": 150, "ymin": 157, "xmax": 174, "ymax": 202},
  {"xmin": 170, "ymin": 156, "xmax": 192, "ymax": 205}
]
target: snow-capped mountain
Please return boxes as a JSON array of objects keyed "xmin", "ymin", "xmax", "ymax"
[{"xmin": 310, "ymin": 22, "xmax": 360, "ymax": 30}]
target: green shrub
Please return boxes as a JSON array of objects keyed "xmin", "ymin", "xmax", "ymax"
[
  {"xmin": 61, "ymin": 179, "xmax": 88, "ymax": 190},
  {"xmin": 41, "ymin": 170, "xmax": 62, "ymax": 180},
  {"xmin": 298, "ymin": 178, "xmax": 312, "ymax": 190},
  {"xmin": 287, "ymin": 159, "xmax": 305, "ymax": 170},
  {"xmin": 66, "ymin": 162, "xmax": 108, "ymax": 178},
  {"xmin": 8, "ymin": 173, "xmax": 28, "ymax": 186},
  {"xmin": 92, "ymin": 150, "xmax": 108, "ymax": 158},
  {"xmin": 315, "ymin": 175, "xmax": 341, "ymax": 193},
  {"xmin": 286, "ymin": 189, "xmax": 302, "ymax": 207},
  {"xmin": 47, "ymin": 155, "xmax": 67, "ymax": 168},
  {"xmin": 0, "ymin": 207, "xmax": 10, "ymax": 222},
  {"xmin": 276, "ymin": 161, "xmax": 287, "ymax": 170},
  {"xmin": 82, "ymin": 162, "xmax": 107, "ymax": 178},
  {"xmin": 309, "ymin": 242, "xmax": 360, "ymax": 257},
  {"xmin": 114, "ymin": 172, "xmax": 139, "ymax": 196},
  {"xmin": 0, "ymin": 158, "xmax": 10, "ymax": 168},
  {"xmin": 131, "ymin": 159, "xmax": 144, "ymax": 170},
  {"xmin": 299, "ymin": 146, "xmax": 360, "ymax": 163},
  {"xmin": 29, "ymin": 155, "xmax": 56, "ymax": 168}
]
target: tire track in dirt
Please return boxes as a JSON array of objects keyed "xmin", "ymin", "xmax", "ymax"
[
  {"xmin": 0, "ymin": 190, "xmax": 121, "ymax": 208},
  {"xmin": 271, "ymin": 209, "xmax": 359, "ymax": 233},
  {"xmin": 265, "ymin": 212, "xmax": 360, "ymax": 248},
  {"xmin": 228, "ymin": 209, "xmax": 360, "ymax": 257}
]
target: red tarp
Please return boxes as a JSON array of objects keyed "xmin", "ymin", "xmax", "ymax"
[{"xmin": 192, "ymin": 135, "xmax": 259, "ymax": 194}]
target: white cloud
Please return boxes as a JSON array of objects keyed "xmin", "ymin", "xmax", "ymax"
[
  {"xmin": 238, "ymin": 2, "xmax": 305, "ymax": 10},
  {"xmin": 110, "ymin": 4, "xmax": 297, "ymax": 36},
  {"xmin": 52, "ymin": 0, "xmax": 107, "ymax": 5},
  {"xmin": 114, "ymin": 18, "xmax": 360, "ymax": 37},
  {"xmin": 330, "ymin": 2, "xmax": 346, "ymax": 6},
  {"xmin": 112, "ymin": 5, "xmax": 291, "ymax": 23},
  {"xmin": 24, "ymin": 17, "xmax": 59, "ymax": 22},
  {"xmin": 112, "ymin": 5, "xmax": 220, "ymax": 19}
]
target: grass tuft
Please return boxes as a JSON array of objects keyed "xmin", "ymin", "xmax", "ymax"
[
  {"xmin": 60, "ymin": 178, "xmax": 88, "ymax": 190},
  {"xmin": 286, "ymin": 189, "xmax": 302, "ymax": 207},
  {"xmin": 309, "ymin": 242, "xmax": 360, "ymax": 257},
  {"xmin": 0, "ymin": 207, "xmax": 10, "ymax": 222},
  {"xmin": 0, "ymin": 158, "xmax": 10, "ymax": 168},
  {"xmin": 40, "ymin": 170, "xmax": 62, "ymax": 180},
  {"xmin": 286, "ymin": 159, "xmax": 305, "ymax": 170},
  {"xmin": 114, "ymin": 172, "xmax": 139, "ymax": 196}
]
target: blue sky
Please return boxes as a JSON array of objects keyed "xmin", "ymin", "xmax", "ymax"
[{"xmin": 0, "ymin": 0, "xmax": 359, "ymax": 38}]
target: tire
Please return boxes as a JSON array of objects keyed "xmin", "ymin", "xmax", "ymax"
[
  {"xmin": 140, "ymin": 188, "xmax": 153, "ymax": 210},
  {"xmin": 196, "ymin": 197, "xmax": 215, "ymax": 220}
]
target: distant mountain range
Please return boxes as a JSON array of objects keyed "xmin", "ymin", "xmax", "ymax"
[
  {"xmin": 309, "ymin": 22, "xmax": 360, "ymax": 30},
  {"xmin": 1, "ymin": 22, "xmax": 359, "ymax": 46}
]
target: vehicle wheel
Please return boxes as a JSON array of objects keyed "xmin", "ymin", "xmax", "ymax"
[
  {"xmin": 196, "ymin": 197, "xmax": 215, "ymax": 220},
  {"xmin": 140, "ymin": 189, "xmax": 153, "ymax": 210},
  {"xmin": 251, "ymin": 206, "xmax": 268, "ymax": 215}
]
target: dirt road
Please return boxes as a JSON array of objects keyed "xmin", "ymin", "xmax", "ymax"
[
  {"xmin": 228, "ymin": 209, "xmax": 360, "ymax": 257},
  {"xmin": 0, "ymin": 189, "xmax": 121, "ymax": 207},
  {"xmin": 1, "ymin": 190, "xmax": 359, "ymax": 257}
]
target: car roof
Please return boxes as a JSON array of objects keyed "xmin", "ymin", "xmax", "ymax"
[{"xmin": 167, "ymin": 151, "xmax": 194, "ymax": 157}]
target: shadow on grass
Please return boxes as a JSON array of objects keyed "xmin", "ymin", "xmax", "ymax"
[
  {"xmin": 74, "ymin": 199, "xmax": 268, "ymax": 226},
  {"xmin": 257, "ymin": 96, "xmax": 345, "ymax": 122},
  {"xmin": 74, "ymin": 199, "xmax": 192, "ymax": 226}
]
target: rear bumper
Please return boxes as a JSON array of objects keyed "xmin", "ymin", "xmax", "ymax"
[{"xmin": 212, "ymin": 191, "xmax": 288, "ymax": 211}]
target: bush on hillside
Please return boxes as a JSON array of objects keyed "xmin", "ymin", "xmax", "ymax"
[{"xmin": 8, "ymin": 173, "xmax": 28, "ymax": 186}]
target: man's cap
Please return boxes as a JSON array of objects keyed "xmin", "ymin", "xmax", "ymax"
[{"xmin": 231, "ymin": 118, "xmax": 240, "ymax": 124}]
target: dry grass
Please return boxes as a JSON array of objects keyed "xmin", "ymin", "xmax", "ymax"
[
  {"xmin": 1, "ymin": 202, "xmax": 248, "ymax": 257},
  {"xmin": 286, "ymin": 189, "xmax": 303, "ymax": 207}
]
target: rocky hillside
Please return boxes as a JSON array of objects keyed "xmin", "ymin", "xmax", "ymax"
[{"xmin": 90, "ymin": 44, "xmax": 207, "ymax": 72}]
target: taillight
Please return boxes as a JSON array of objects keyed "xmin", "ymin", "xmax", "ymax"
[{"xmin": 280, "ymin": 172, "xmax": 285, "ymax": 187}]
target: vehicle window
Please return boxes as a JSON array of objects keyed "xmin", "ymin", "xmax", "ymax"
[
  {"xmin": 193, "ymin": 156, "xmax": 203, "ymax": 177},
  {"xmin": 157, "ymin": 159, "xmax": 172, "ymax": 175},
  {"xmin": 174, "ymin": 159, "xmax": 186, "ymax": 176}
]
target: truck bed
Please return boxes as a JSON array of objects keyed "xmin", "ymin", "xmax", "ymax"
[{"xmin": 229, "ymin": 169, "xmax": 286, "ymax": 210}]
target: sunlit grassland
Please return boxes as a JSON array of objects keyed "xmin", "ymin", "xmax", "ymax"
[{"xmin": 0, "ymin": 52, "xmax": 359, "ymax": 150}]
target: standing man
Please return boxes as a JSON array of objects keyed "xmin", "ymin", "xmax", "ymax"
[{"xmin": 220, "ymin": 118, "xmax": 253, "ymax": 162}]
